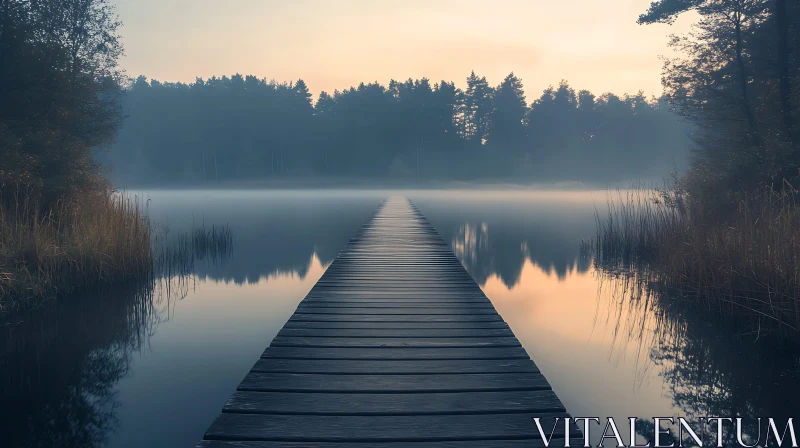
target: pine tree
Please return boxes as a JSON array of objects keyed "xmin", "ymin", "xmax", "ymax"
[
  {"xmin": 463, "ymin": 71, "xmax": 494, "ymax": 143},
  {"xmin": 294, "ymin": 79, "xmax": 313, "ymax": 107},
  {"xmin": 488, "ymin": 72, "xmax": 527, "ymax": 149}
]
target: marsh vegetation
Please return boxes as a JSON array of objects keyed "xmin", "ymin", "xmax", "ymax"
[
  {"xmin": 0, "ymin": 187, "xmax": 233, "ymax": 311},
  {"xmin": 0, "ymin": 224, "xmax": 233, "ymax": 447},
  {"xmin": 592, "ymin": 271, "xmax": 799, "ymax": 446},
  {"xmin": 587, "ymin": 184, "xmax": 800, "ymax": 340},
  {"xmin": 0, "ymin": 189, "xmax": 152, "ymax": 308},
  {"xmin": 586, "ymin": 0, "xmax": 800, "ymax": 343}
]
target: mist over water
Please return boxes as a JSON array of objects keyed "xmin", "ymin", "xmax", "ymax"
[
  {"xmin": 0, "ymin": 189, "xmax": 796, "ymax": 447},
  {"xmin": 5, "ymin": 0, "xmax": 799, "ymax": 445}
]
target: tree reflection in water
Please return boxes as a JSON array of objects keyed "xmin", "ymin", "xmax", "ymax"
[
  {"xmin": 440, "ymin": 208, "xmax": 797, "ymax": 446},
  {"xmin": 0, "ymin": 229, "xmax": 232, "ymax": 448},
  {"xmin": 450, "ymin": 221, "xmax": 591, "ymax": 288},
  {"xmin": 593, "ymin": 270, "xmax": 800, "ymax": 447}
]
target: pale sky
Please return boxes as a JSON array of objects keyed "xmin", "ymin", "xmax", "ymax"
[{"xmin": 113, "ymin": 0, "xmax": 696, "ymax": 101}]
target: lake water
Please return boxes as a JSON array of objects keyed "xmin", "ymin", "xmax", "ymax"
[{"xmin": 1, "ymin": 189, "xmax": 797, "ymax": 447}]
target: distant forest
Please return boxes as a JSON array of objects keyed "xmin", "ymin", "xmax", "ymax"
[{"xmin": 100, "ymin": 72, "xmax": 692, "ymax": 184}]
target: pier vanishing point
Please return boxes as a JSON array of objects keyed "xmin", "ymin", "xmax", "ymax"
[{"xmin": 198, "ymin": 197, "xmax": 578, "ymax": 447}]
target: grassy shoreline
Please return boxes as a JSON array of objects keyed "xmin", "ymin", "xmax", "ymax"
[
  {"xmin": 586, "ymin": 184, "xmax": 800, "ymax": 340},
  {"xmin": 0, "ymin": 189, "xmax": 153, "ymax": 310},
  {"xmin": 0, "ymin": 188, "xmax": 233, "ymax": 312}
]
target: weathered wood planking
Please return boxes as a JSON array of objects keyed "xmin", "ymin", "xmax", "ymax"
[{"xmin": 199, "ymin": 197, "xmax": 573, "ymax": 446}]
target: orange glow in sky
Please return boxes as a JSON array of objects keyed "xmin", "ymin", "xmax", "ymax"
[{"xmin": 113, "ymin": 0, "xmax": 696, "ymax": 101}]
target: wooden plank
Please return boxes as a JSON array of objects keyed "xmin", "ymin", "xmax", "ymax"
[
  {"xmin": 203, "ymin": 413, "xmax": 572, "ymax": 442},
  {"xmin": 313, "ymin": 279, "xmax": 478, "ymax": 284},
  {"xmin": 303, "ymin": 294, "xmax": 489, "ymax": 299},
  {"xmin": 281, "ymin": 321, "xmax": 510, "ymax": 329},
  {"xmin": 315, "ymin": 273, "xmax": 475, "ymax": 277},
  {"xmin": 298, "ymin": 301, "xmax": 493, "ymax": 306},
  {"xmin": 310, "ymin": 284, "xmax": 476, "ymax": 289},
  {"xmin": 311, "ymin": 284, "xmax": 479, "ymax": 288},
  {"xmin": 330, "ymin": 256, "xmax": 459, "ymax": 259},
  {"xmin": 237, "ymin": 372, "xmax": 551, "ymax": 393},
  {"xmin": 286, "ymin": 307, "xmax": 499, "ymax": 315},
  {"xmin": 309, "ymin": 288, "xmax": 481, "ymax": 292},
  {"xmin": 261, "ymin": 347, "xmax": 531, "ymax": 360},
  {"xmin": 313, "ymin": 280, "xmax": 478, "ymax": 284},
  {"xmin": 298, "ymin": 303, "xmax": 492, "ymax": 308},
  {"xmin": 296, "ymin": 302, "xmax": 494, "ymax": 308},
  {"xmin": 250, "ymin": 358, "xmax": 538, "ymax": 374},
  {"xmin": 320, "ymin": 269, "xmax": 472, "ymax": 273},
  {"xmin": 269, "ymin": 336, "xmax": 520, "ymax": 348},
  {"xmin": 320, "ymin": 264, "xmax": 464, "ymax": 267},
  {"xmin": 326, "ymin": 256, "xmax": 459, "ymax": 258},
  {"xmin": 199, "ymin": 440, "xmax": 588, "ymax": 448},
  {"xmin": 300, "ymin": 299, "xmax": 492, "ymax": 305},
  {"xmin": 223, "ymin": 389, "xmax": 562, "ymax": 415},
  {"xmin": 288, "ymin": 314, "xmax": 504, "ymax": 322},
  {"xmin": 276, "ymin": 328, "xmax": 514, "ymax": 338},
  {"xmin": 301, "ymin": 299, "xmax": 491, "ymax": 303},
  {"xmin": 302, "ymin": 297, "xmax": 489, "ymax": 300}
]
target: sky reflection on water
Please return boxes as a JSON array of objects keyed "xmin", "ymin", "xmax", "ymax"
[{"xmin": 0, "ymin": 189, "xmax": 796, "ymax": 448}]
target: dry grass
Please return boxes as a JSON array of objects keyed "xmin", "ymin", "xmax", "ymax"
[
  {"xmin": 0, "ymin": 187, "xmax": 236, "ymax": 312},
  {"xmin": 587, "ymin": 182, "xmax": 800, "ymax": 339},
  {"xmin": 0, "ymin": 188, "xmax": 153, "ymax": 309}
]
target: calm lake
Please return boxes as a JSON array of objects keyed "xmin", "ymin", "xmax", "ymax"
[{"xmin": 1, "ymin": 189, "xmax": 797, "ymax": 447}]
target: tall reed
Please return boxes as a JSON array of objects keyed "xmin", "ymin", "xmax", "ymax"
[
  {"xmin": 588, "ymin": 182, "xmax": 800, "ymax": 339},
  {"xmin": 0, "ymin": 188, "xmax": 153, "ymax": 309},
  {"xmin": 0, "ymin": 187, "xmax": 236, "ymax": 311},
  {"xmin": 153, "ymin": 223, "xmax": 233, "ymax": 280}
]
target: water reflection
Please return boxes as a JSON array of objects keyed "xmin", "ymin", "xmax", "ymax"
[
  {"xmin": 0, "ymin": 282, "xmax": 159, "ymax": 447},
  {"xmin": 1, "ymin": 189, "xmax": 797, "ymax": 448},
  {"xmin": 0, "ymin": 190, "xmax": 380, "ymax": 448},
  {"xmin": 415, "ymin": 191, "xmax": 799, "ymax": 446},
  {"xmin": 107, "ymin": 254, "xmax": 332, "ymax": 447},
  {"xmin": 147, "ymin": 190, "xmax": 384, "ymax": 284},
  {"xmin": 105, "ymin": 190, "xmax": 381, "ymax": 447},
  {"xmin": 0, "ymin": 220, "xmax": 235, "ymax": 447},
  {"xmin": 596, "ymin": 276, "xmax": 800, "ymax": 446},
  {"xmin": 412, "ymin": 191, "xmax": 600, "ymax": 287},
  {"xmin": 450, "ymin": 220, "xmax": 591, "ymax": 286}
]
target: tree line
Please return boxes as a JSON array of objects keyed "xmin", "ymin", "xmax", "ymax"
[
  {"xmin": 638, "ymin": 0, "xmax": 800, "ymax": 196},
  {"xmin": 103, "ymin": 73, "xmax": 691, "ymax": 184}
]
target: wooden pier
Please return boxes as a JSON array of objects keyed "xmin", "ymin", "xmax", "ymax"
[{"xmin": 198, "ymin": 197, "xmax": 575, "ymax": 447}]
